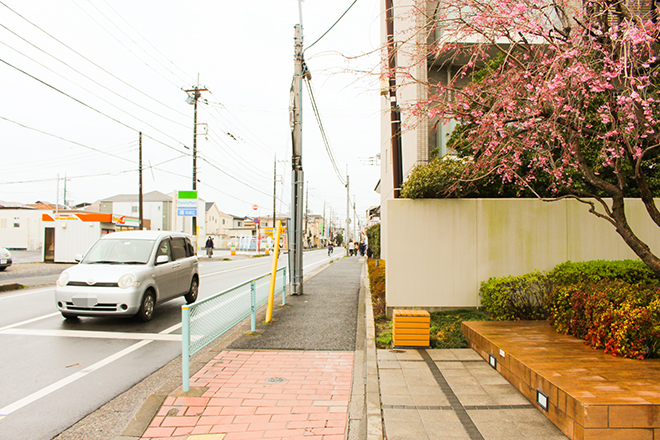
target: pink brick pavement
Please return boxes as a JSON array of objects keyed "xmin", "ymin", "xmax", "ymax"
[{"xmin": 141, "ymin": 350, "xmax": 354, "ymax": 440}]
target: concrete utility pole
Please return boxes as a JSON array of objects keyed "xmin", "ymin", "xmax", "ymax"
[
  {"xmin": 289, "ymin": 23, "xmax": 305, "ymax": 295},
  {"xmin": 273, "ymin": 154, "xmax": 277, "ymax": 230},
  {"xmin": 353, "ymin": 197, "xmax": 357, "ymax": 243},
  {"xmin": 184, "ymin": 79, "xmax": 208, "ymax": 237},
  {"xmin": 139, "ymin": 132, "xmax": 143, "ymax": 230},
  {"xmin": 346, "ymin": 173, "xmax": 350, "ymax": 255}
]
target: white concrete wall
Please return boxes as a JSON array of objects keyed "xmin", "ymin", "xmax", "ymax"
[
  {"xmin": 51, "ymin": 221, "xmax": 102, "ymax": 263},
  {"xmin": 0, "ymin": 210, "xmax": 45, "ymax": 250},
  {"xmin": 385, "ymin": 198, "xmax": 660, "ymax": 315}
]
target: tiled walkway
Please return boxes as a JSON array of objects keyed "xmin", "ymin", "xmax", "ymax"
[
  {"xmin": 379, "ymin": 348, "xmax": 568, "ymax": 440},
  {"xmin": 142, "ymin": 351, "xmax": 353, "ymax": 440}
]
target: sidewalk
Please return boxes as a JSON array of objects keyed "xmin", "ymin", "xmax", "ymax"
[{"xmin": 128, "ymin": 256, "xmax": 566, "ymax": 440}]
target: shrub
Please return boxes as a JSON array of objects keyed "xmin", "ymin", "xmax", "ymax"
[
  {"xmin": 549, "ymin": 260, "xmax": 657, "ymax": 286},
  {"xmin": 368, "ymin": 259, "xmax": 386, "ymax": 318},
  {"xmin": 546, "ymin": 280, "xmax": 660, "ymax": 359},
  {"xmin": 479, "ymin": 272, "xmax": 551, "ymax": 321},
  {"xmin": 365, "ymin": 224, "xmax": 380, "ymax": 259}
]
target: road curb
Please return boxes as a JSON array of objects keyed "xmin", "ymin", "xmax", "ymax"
[
  {"xmin": 0, "ymin": 283, "xmax": 26, "ymax": 292},
  {"xmin": 363, "ymin": 261, "xmax": 384, "ymax": 440}
]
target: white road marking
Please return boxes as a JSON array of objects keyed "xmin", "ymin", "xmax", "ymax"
[
  {"xmin": 0, "ymin": 286, "xmax": 53, "ymax": 300},
  {"xmin": 0, "ymin": 312, "xmax": 60, "ymax": 333},
  {"xmin": 0, "ymin": 328, "xmax": 181, "ymax": 341},
  {"xmin": 200, "ymin": 261, "xmax": 281, "ymax": 278},
  {"xmin": 0, "ymin": 339, "xmax": 151, "ymax": 419}
]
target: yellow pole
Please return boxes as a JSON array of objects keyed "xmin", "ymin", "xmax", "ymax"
[{"xmin": 265, "ymin": 220, "xmax": 282, "ymax": 323}]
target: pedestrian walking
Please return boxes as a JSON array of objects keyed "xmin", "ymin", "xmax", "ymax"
[
  {"xmin": 205, "ymin": 236, "xmax": 214, "ymax": 258},
  {"xmin": 328, "ymin": 242, "xmax": 334, "ymax": 256},
  {"xmin": 348, "ymin": 240, "xmax": 354, "ymax": 256}
]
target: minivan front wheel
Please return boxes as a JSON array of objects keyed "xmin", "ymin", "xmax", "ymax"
[
  {"xmin": 136, "ymin": 291, "xmax": 155, "ymax": 322},
  {"xmin": 185, "ymin": 277, "xmax": 199, "ymax": 304}
]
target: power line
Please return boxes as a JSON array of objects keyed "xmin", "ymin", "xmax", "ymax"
[
  {"xmin": 0, "ymin": 155, "xmax": 189, "ymax": 185},
  {"xmin": 199, "ymin": 156, "xmax": 274, "ymax": 199},
  {"xmin": 0, "ymin": 115, "xmax": 137, "ymax": 163},
  {"xmin": 0, "ymin": 57, "xmax": 188, "ymax": 156},
  {"xmin": 69, "ymin": 0, "xmax": 182, "ymax": 89},
  {"xmin": 0, "ymin": 0, "xmax": 191, "ymax": 120},
  {"xmin": 0, "ymin": 37, "xmax": 189, "ymax": 130},
  {"xmin": 305, "ymin": 0, "xmax": 359, "ymax": 52},
  {"xmin": 304, "ymin": 78, "xmax": 347, "ymax": 186},
  {"xmin": 0, "ymin": 24, "xmax": 188, "ymax": 129},
  {"xmin": 99, "ymin": 0, "xmax": 196, "ymax": 86}
]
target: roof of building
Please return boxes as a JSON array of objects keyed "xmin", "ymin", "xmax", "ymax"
[
  {"xmin": 0, "ymin": 200, "xmax": 36, "ymax": 209},
  {"xmin": 102, "ymin": 190, "xmax": 172, "ymax": 203}
]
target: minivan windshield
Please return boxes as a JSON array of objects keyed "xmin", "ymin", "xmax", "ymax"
[{"xmin": 82, "ymin": 238, "xmax": 156, "ymax": 265}]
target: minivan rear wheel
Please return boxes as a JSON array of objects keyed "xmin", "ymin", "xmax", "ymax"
[
  {"xmin": 185, "ymin": 277, "xmax": 199, "ymax": 304},
  {"xmin": 136, "ymin": 291, "xmax": 155, "ymax": 322}
]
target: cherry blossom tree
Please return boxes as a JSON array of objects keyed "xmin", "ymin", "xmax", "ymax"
[{"xmin": 404, "ymin": 0, "xmax": 660, "ymax": 276}]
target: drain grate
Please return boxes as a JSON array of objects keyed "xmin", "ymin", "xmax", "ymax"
[{"xmin": 265, "ymin": 377, "xmax": 287, "ymax": 383}]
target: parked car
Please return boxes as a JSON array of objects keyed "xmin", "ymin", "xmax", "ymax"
[
  {"xmin": 0, "ymin": 248, "xmax": 12, "ymax": 271},
  {"xmin": 55, "ymin": 231, "xmax": 199, "ymax": 322}
]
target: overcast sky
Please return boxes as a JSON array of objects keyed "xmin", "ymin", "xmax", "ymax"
[{"xmin": 0, "ymin": 0, "xmax": 382, "ymax": 228}]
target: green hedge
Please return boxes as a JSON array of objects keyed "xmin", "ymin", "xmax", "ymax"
[
  {"xmin": 549, "ymin": 260, "xmax": 657, "ymax": 285},
  {"xmin": 480, "ymin": 260, "xmax": 658, "ymax": 321},
  {"xmin": 480, "ymin": 272, "xmax": 551, "ymax": 321},
  {"xmin": 479, "ymin": 260, "xmax": 660, "ymax": 359}
]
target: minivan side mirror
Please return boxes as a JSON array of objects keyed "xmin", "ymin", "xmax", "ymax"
[
  {"xmin": 156, "ymin": 255, "xmax": 170, "ymax": 265},
  {"xmin": 74, "ymin": 254, "xmax": 83, "ymax": 262}
]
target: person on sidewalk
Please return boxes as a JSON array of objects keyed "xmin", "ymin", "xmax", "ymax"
[
  {"xmin": 348, "ymin": 240, "xmax": 354, "ymax": 256},
  {"xmin": 205, "ymin": 236, "xmax": 214, "ymax": 258}
]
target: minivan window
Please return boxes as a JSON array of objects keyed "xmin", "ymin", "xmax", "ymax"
[
  {"xmin": 83, "ymin": 239, "xmax": 156, "ymax": 264},
  {"xmin": 171, "ymin": 237, "xmax": 188, "ymax": 261},
  {"xmin": 156, "ymin": 239, "xmax": 172, "ymax": 262}
]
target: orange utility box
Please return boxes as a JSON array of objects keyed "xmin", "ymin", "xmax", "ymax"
[{"xmin": 392, "ymin": 310, "xmax": 430, "ymax": 347}]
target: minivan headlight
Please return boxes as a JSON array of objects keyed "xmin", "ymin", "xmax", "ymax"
[
  {"xmin": 56, "ymin": 272, "xmax": 69, "ymax": 287},
  {"xmin": 118, "ymin": 273, "xmax": 139, "ymax": 289}
]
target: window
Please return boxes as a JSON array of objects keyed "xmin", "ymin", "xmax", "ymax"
[
  {"xmin": 171, "ymin": 237, "xmax": 187, "ymax": 260},
  {"xmin": 131, "ymin": 206, "xmax": 138, "ymax": 213},
  {"xmin": 156, "ymin": 239, "xmax": 172, "ymax": 263},
  {"xmin": 222, "ymin": 219, "xmax": 225, "ymax": 225},
  {"xmin": 13, "ymin": 222, "xmax": 20, "ymax": 228},
  {"xmin": 238, "ymin": 221, "xmax": 242, "ymax": 227}
]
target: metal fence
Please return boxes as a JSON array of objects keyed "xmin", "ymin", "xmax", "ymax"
[{"xmin": 181, "ymin": 266, "xmax": 287, "ymax": 391}]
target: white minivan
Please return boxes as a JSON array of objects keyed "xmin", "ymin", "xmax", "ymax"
[{"xmin": 55, "ymin": 231, "xmax": 199, "ymax": 322}]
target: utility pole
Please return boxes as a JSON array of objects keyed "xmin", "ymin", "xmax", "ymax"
[
  {"xmin": 385, "ymin": 0, "xmax": 403, "ymax": 198},
  {"xmin": 345, "ymin": 173, "xmax": 350, "ymax": 255},
  {"xmin": 139, "ymin": 132, "xmax": 143, "ymax": 230},
  {"xmin": 184, "ymin": 79, "xmax": 208, "ymax": 238},
  {"xmin": 289, "ymin": 23, "xmax": 306, "ymax": 295},
  {"xmin": 273, "ymin": 154, "xmax": 277, "ymax": 231},
  {"xmin": 63, "ymin": 173, "xmax": 67, "ymax": 207},
  {"xmin": 353, "ymin": 197, "xmax": 357, "ymax": 243}
]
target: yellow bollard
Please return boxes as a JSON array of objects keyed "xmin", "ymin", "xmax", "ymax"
[{"xmin": 265, "ymin": 220, "xmax": 282, "ymax": 323}]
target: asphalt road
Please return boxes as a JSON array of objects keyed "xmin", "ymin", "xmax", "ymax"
[{"xmin": 0, "ymin": 249, "xmax": 340, "ymax": 440}]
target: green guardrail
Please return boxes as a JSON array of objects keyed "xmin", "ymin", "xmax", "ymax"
[{"xmin": 182, "ymin": 266, "xmax": 286, "ymax": 391}]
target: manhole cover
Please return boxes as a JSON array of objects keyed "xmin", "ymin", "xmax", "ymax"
[{"xmin": 265, "ymin": 377, "xmax": 287, "ymax": 383}]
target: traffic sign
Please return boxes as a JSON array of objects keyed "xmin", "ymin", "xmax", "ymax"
[
  {"xmin": 254, "ymin": 217, "xmax": 260, "ymax": 224},
  {"xmin": 252, "ymin": 204, "xmax": 258, "ymax": 210}
]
